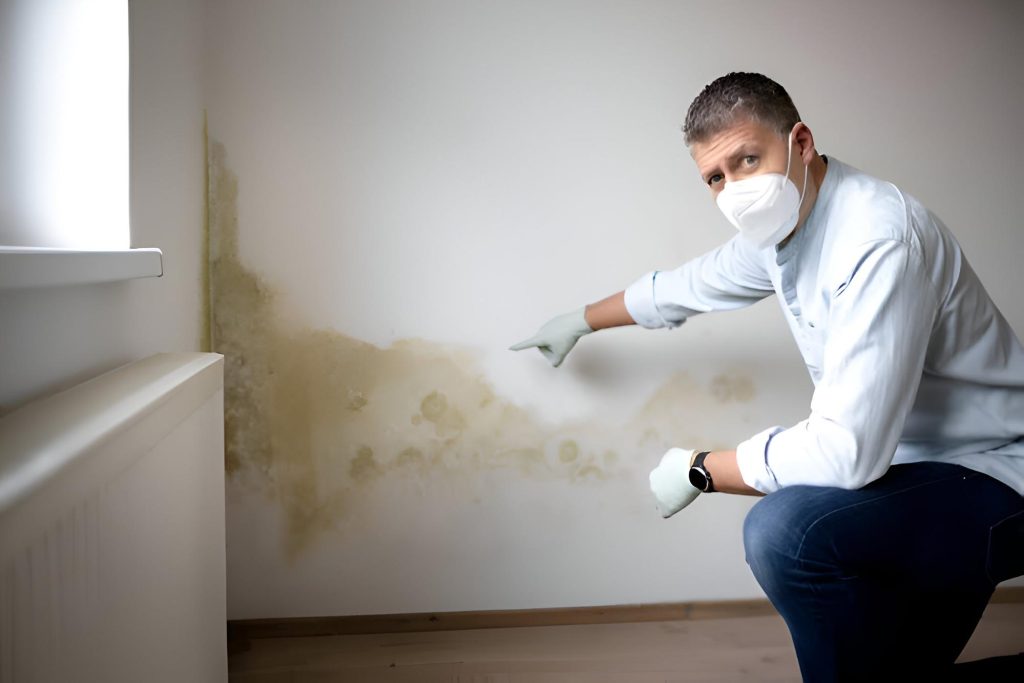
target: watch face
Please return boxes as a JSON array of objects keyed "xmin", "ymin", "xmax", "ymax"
[{"xmin": 688, "ymin": 467, "xmax": 708, "ymax": 491}]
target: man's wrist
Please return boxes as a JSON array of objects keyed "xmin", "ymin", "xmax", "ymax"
[
  {"xmin": 688, "ymin": 450, "xmax": 715, "ymax": 493},
  {"xmin": 581, "ymin": 305, "xmax": 596, "ymax": 332}
]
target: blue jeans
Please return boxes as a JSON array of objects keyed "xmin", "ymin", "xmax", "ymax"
[{"xmin": 743, "ymin": 461, "xmax": 1024, "ymax": 682}]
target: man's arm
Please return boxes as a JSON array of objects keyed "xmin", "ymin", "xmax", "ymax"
[
  {"xmin": 703, "ymin": 450, "xmax": 764, "ymax": 496},
  {"xmin": 584, "ymin": 291, "xmax": 635, "ymax": 330},
  {"xmin": 649, "ymin": 446, "xmax": 763, "ymax": 518},
  {"xmin": 513, "ymin": 235, "xmax": 774, "ymax": 365},
  {"xmin": 624, "ymin": 235, "xmax": 775, "ymax": 330}
]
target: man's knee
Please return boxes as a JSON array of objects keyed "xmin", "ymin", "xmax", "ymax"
[{"xmin": 743, "ymin": 486, "xmax": 828, "ymax": 584}]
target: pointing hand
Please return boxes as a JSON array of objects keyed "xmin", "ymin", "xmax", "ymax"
[{"xmin": 509, "ymin": 307, "xmax": 594, "ymax": 367}]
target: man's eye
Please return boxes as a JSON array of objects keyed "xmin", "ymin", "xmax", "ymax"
[
  {"xmin": 742, "ymin": 155, "xmax": 758, "ymax": 166},
  {"xmin": 708, "ymin": 173, "xmax": 723, "ymax": 186}
]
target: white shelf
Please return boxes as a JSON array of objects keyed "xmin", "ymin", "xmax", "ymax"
[{"xmin": 0, "ymin": 246, "xmax": 163, "ymax": 289}]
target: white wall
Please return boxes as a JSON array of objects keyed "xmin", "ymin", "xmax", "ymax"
[
  {"xmin": 209, "ymin": 0, "xmax": 1024, "ymax": 619},
  {"xmin": 8, "ymin": 0, "xmax": 1016, "ymax": 621},
  {"xmin": 0, "ymin": 0, "xmax": 208, "ymax": 412}
]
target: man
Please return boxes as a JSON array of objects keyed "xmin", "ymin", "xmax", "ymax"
[{"xmin": 511, "ymin": 72, "xmax": 1024, "ymax": 681}]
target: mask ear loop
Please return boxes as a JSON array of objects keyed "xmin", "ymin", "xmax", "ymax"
[
  {"xmin": 797, "ymin": 151, "xmax": 809, "ymax": 205},
  {"xmin": 792, "ymin": 124, "xmax": 809, "ymax": 210},
  {"xmin": 784, "ymin": 129, "xmax": 794, "ymax": 177}
]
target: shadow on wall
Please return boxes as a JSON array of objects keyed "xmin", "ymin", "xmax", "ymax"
[{"xmin": 207, "ymin": 140, "xmax": 757, "ymax": 561}]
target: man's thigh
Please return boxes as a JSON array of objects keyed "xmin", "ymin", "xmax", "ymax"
[{"xmin": 744, "ymin": 461, "xmax": 1023, "ymax": 589}]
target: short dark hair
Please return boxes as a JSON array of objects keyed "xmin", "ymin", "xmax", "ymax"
[{"xmin": 682, "ymin": 72, "xmax": 801, "ymax": 146}]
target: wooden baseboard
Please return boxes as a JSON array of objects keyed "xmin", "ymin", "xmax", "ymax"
[
  {"xmin": 228, "ymin": 597, "xmax": 775, "ymax": 644},
  {"xmin": 227, "ymin": 584, "xmax": 1024, "ymax": 648},
  {"xmin": 990, "ymin": 585, "xmax": 1024, "ymax": 604}
]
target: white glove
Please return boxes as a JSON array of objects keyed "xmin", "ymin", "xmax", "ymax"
[
  {"xmin": 509, "ymin": 307, "xmax": 594, "ymax": 367},
  {"xmin": 649, "ymin": 448, "xmax": 702, "ymax": 518}
]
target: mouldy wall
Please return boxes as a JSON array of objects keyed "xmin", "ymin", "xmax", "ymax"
[{"xmin": 208, "ymin": 140, "xmax": 758, "ymax": 562}]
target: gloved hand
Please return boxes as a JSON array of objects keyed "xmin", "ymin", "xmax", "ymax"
[
  {"xmin": 649, "ymin": 448, "xmax": 702, "ymax": 518},
  {"xmin": 509, "ymin": 307, "xmax": 594, "ymax": 367}
]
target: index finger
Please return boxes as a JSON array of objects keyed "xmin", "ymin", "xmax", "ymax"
[{"xmin": 509, "ymin": 336, "xmax": 542, "ymax": 351}]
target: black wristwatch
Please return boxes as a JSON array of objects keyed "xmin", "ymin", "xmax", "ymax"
[{"xmin": 688, "ymin": 451, "xmax": 715, "ymax": 493}]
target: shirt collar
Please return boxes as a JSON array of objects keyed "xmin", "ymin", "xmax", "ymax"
[{"xmin": 775, "ymin": 154, "xmax": 838, "ymax": 266}]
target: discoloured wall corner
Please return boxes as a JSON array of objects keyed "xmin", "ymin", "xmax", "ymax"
[
  {"xmin": 200, "ymin": 111, "xmax": 212, "ymax": 353},
  {"xmin": 209, "ymin": 140, "xmax": 759, "ymax": 560}
]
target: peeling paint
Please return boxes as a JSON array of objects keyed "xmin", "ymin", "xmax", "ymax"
[{"xmin": 208, "ymin": 140, "xmax": 758, "ymax": 560}]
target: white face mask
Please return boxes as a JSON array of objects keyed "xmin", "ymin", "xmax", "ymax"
[{"xmin": 715, "ymin": 128, "xmax": 809, "ymax": 249}]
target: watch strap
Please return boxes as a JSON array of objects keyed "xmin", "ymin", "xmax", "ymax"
[{"xmin": 693, "ymin": 451, "xmax": 714, "ymax": 492}]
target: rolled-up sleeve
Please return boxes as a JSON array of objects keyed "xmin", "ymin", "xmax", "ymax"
[
  {"xmin": 624, "ymin": 270, "xmax": 668, "ymax": 328},
  {"xmin": 736, "ymin": 239, "xmax": 940, "ymax": 493},
  {"xmin": 735, "ymin": 426, "xmax": 786, "ymax": 492},
  {"xmin": 623, "ymin": 236, "xmax": 775, "ymax": 329}
]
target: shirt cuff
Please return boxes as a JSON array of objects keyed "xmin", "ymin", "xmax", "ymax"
[
  {"xmin": 624, "ymin": 270, "xmax": 680, "ymax": 329},
  {"xmin": 736, "ymin": 426, "xmax": 785, "ymax": 494}
]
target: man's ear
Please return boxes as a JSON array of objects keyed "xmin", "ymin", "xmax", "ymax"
[{"xmin": 792, "ymin": 122, "xmax": 816, "ymax": 164}]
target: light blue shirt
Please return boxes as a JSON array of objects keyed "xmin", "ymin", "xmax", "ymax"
[{"xmin": 624, "ymin": 157, "xmax": 1024, "ymax": 495}]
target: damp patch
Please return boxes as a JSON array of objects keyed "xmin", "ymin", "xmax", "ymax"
[{"xmin": 208, "ymin": 139, "xmax": 758, "ymax": 560}]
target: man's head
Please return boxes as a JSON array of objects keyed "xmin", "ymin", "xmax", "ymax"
[
  {"xmin": 683, "ymin": 72, "xmax": 801, "ymax": 148},
  {"xmin": 683, "ymin": 72, "xmax": 825, "ymax": 246}
]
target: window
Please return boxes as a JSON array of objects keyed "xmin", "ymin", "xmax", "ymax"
[{"xmin": 1, "ymin": 0, "xmax": 129, "ymax": 250}]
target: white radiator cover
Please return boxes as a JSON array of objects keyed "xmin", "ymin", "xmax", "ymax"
[{"xmin": 0, "ymin": 353, "xmax": 226, "ymax": 683}]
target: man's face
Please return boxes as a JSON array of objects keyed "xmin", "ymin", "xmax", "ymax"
[{"xmin": 690, "ymin": 119, "xmax": 796, "ymax": 200}]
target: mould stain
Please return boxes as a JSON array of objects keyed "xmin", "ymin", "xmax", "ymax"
[
  {"xmin": 208, "ymin": 140, "xmax": 759, "ymax": 561},
  {"xmin": 346, "ymin": 389, "xmax": 368, "ymax": 412},
  {"xmin": 709, "ymin": 373, "xmax": 757, "ymax": 403},
  {"xmin": 558, "ymin": 440, "xmax": 580, "ymax": 463},
  {"xmin": 396, "ymin": 447, "xmax": 426, "ymax": 469},
  {"xmin": 574, "ymin": 465, "xmax": 605, "ymax": 481},
  {"xmin": 420, "ymin": 391, "xmax": 447, "ymax": 420},
  {"xmin": 349, "ymin": 446, "xmax": 380, "ymax": 481}
]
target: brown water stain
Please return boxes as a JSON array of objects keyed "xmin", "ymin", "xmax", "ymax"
[{"xmin": 208, "ymin": 140, "xmax": 757, "ymax": 561}]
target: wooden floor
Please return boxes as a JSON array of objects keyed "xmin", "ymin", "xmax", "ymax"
[{"xmin": 229, "ymin": 602, "xmax": 1024, "ymax": 682}]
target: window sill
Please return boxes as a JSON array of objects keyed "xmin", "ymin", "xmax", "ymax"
[{"xmin": 0, "ymin": 247, "xmax": 163, "ymax": 290}]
